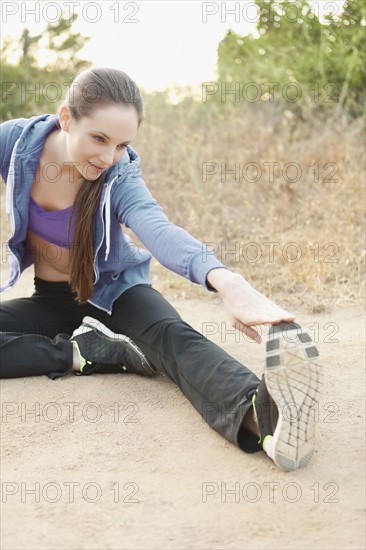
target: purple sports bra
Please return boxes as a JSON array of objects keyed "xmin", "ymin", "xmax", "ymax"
[{"xmin": 28, "ymin": 196, "xmax": 77, "ymax": 249}]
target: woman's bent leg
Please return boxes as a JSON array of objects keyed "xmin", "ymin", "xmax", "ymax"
[
  {"xmin": 92, "ymin": 285, "xmax": 262, "ymax": 453},
  {"xmin": 0, "ymin": 332, "xmax": 73, "ymax": 379},
  {"xmin": 0, "ymin": 277, "xmax": 90, "ymax": 379}
]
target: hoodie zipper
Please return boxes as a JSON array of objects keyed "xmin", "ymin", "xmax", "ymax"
[
  {"xmin": 92, "ymin": 185, "xmax": 108, "ymax": 286},
  {"xmin": 4, "ymin": 139, "xmax": 21, "ymax": 286},
  {"xmin": 89, "ymin": 176, "xmax": 118, "ymax": 315},
  {"xmin": 87, "ymin": 299, "xmax": 112, "ymax": 316},
  {"xmin": 94, "ymin": 176, "xmax": 118, "ymax": 284}
]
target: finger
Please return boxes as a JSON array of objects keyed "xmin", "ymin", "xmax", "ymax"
[
  {"xmin": 235, "ymin": 322, "xmax": 262, "ymax": 344},
  {"xmin": 241, "ymin": 318, "xmax": 284, "ymax": 327},
  {"xmin": 249, "ymin": 311, "xmax": 296, "ymax": 325},
  {"xmin": 281, "ymin": 314, "xmax": 296, "ymax": 321},
  {"xmin": 270, "ymin": 312, "xmax": 296, "ymax": 323},
  {"xmin": 275, "ymin": 309, "xmax": 296, "ymax": 321}
]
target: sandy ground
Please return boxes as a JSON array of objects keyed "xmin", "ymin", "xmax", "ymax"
[{"xmin": 0, "ymin": 269, "xmax": 365, "ymax": 550}]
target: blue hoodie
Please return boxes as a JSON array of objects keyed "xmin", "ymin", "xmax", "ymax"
[{"xmin": 0, "ymin": 114, "xmax": 227, "ymax": 315}]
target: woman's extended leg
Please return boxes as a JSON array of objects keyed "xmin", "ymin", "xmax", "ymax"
[{"xmin": 84, "ymin": 285, "xmax": 322, "ymax": 468}]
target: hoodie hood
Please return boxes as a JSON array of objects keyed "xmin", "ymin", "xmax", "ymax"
[{"xmin": 14, "ymin": 113, "xmax": 61, "ymax": 155}]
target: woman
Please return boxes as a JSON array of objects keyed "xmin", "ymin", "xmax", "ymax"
[{"xmin": 0, "ymin": 67, "xmax": 322, "ymax": 471}]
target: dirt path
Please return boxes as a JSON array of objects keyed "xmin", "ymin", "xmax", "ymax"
[{"xmin": 1, "ymin": 271, "xmax": 365, "ymax": 550}]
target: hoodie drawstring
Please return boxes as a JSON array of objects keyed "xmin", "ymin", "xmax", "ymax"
[{"xmin": 104, "ymin": 175, "xmax": 118, "ymax": 261}]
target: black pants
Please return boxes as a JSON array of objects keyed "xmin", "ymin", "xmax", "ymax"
[{"xmin": 0, "ymin": 276, "xmax": 261, "ymax": 453}]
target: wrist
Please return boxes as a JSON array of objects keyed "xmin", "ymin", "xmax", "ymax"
[{"xmin": 206, "ymin": 268, "xmax": 243, "ymax": 293}]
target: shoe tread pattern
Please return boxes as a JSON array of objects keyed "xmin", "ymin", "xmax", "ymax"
[{"xmin": 265, "ymin": 322, "xmax": 323, "ymax": 471}]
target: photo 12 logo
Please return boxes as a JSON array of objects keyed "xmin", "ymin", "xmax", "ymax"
[
  {"xmin": 201, "ymin": 481, "xmax": 340, "ymax": 504},
  {"xmin": 1, "ymin": 401, "xmax": 140, "ymax": 424},
  {"xmin": 201, "ymin": 161, "xmax": 339, "ymax": 184},
  {"xmin": 201, "ymin": 241, "xmax": 340, "ymax": 265},
  {"xmin": 1, "ymin": 481, "xmax": 140, "ymax": 504},
  {"xmin": 1, "ymin": 1, "xmax": 140, "ymax": 24},
  {"xmin": 202, "ymin": 81, "xmax": 339, "ymax": 104},
  {"xmin": 201, "ymin": 1, "xmax": 342, "ymax": 24}
]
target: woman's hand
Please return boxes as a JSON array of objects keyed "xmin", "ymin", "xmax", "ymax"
[{"xmin": 206, "ymin": 269, "xmax": 295, "ymax": 343}]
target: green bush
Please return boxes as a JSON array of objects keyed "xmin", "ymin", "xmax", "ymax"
[{"xmin": 214, "ymin": 0, "xmax": 365, "ymax": 119}]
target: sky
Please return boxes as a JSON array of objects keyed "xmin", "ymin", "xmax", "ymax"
[{"xmin": 1, "ymin": 1, "xmax": 346, "ymax": 93}]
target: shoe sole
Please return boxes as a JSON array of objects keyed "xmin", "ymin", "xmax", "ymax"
[
  {"xmin": 264, "ymin": 322, "xmax": 323, "ymax": 471},
  {"xmin": 77, "ymin": 316, "xmax": 156, "ymax": 376}
]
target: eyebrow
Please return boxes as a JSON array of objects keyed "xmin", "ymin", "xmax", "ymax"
[{"xmin": 91, "ymin": 130, "xmax": 131, "ymax": 145}]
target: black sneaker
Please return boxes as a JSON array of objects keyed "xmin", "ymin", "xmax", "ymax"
[
  {"xmin": 70, "ymin": 316, "xmax": 156, "ymax": 377},
  {"xmin": 252, "ymin": 321, "xmax": 323, "ymax": 471}
]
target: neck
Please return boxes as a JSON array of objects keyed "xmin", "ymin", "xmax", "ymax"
[{"xmin": 47, "ymin": 128, "xmax": 84, "ymax": 185}]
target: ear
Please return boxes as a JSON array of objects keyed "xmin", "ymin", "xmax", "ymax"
[{"xmin": 58, "ymin": 105, "xmax": 72, "ymax": 132}]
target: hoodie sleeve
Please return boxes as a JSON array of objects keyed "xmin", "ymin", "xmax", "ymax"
[
  {"xmin": 111, "ymin": 164, "xmax": 228, "ymax": 292},
  {"xmin": 0, "ymin": 118, "xmax": 27, "ymax": 183}
]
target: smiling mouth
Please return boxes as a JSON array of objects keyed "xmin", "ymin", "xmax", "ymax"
[{"xmin": 89, "ymin": 162, "xmax": 106, "ymax": 170}]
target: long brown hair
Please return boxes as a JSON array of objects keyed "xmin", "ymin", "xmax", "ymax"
[{"xmin": 60, "ymin": 67, "xmax": 144, "ymax": 303}]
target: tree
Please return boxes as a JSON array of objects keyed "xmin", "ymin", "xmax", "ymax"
[
  {"xmin": 324, "ymin": 0, "xmax": 366, "ymax": 117},
  {"xmin": 216, "ymin": 0, "xmax": 365, "ymax": 119},
  {"xmin": 0, "ymin": 7, "xmax": 91, "ymax": 121}
]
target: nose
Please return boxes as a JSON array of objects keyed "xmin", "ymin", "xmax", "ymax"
[{"xmin": 99, "ymin": 148, "xmax": 118, "ymax": 167}]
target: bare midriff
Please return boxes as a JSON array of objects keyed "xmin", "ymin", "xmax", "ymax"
[
  {"xmin": 26, "ymin": 128, "xmax": 81, "ymax": 282},
  {"xmin": 26, "ymin": 229, "xmax": 73, "ymax": 282}
]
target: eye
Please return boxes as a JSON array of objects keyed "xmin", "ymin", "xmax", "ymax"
[{"xmin": 94, "ymin": 136, "xmax": 128, "ymax": 149}]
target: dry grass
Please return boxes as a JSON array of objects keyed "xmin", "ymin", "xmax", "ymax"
[{"xmin": 1, "ymin": 100, "xmax": 365, "ymax": 312}]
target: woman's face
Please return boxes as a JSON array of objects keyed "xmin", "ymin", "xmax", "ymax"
[{"xmin": 59, "ymin": 103, "xmax": 139, "ymax": 181}]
